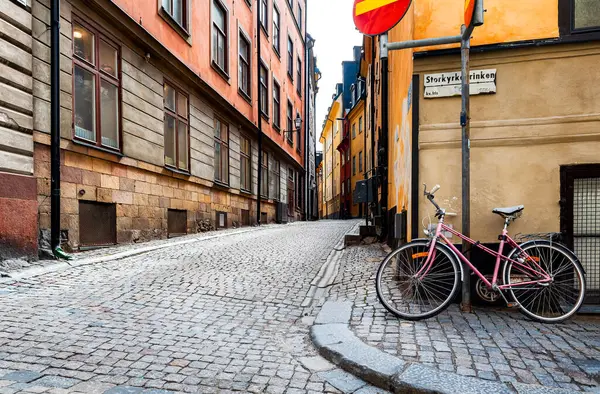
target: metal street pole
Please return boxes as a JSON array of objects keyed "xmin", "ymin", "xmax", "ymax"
[{"xmin": 460, "ymin": 24, "xmax": 474, "ymax": 312}]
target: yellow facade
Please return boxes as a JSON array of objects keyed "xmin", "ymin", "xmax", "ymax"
[
  {"xmin": 319, "ymin": 96, "xmax": 344, "ymax": 218},
  {"xmin": 348, "ymin": 101, "xmax": 367, "ymax": 218},
  {"xmin": 363, "ymin": 0, "xmax": 600, "ymax": 245}
]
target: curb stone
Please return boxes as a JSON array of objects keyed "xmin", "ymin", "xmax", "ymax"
[
  {"xmin": 310, "ymin": 301, "xmax": 580, "ymax": 394},
  {"xmin": 0, "ymin": 227, "xmax": 260, "ymax": 284}
]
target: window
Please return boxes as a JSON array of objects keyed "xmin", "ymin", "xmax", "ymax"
[
  {"xmin": 359, "ymin": 151, "xmax": 363, "ymax": 173},
  {"xmin": 72, "ymin": 22, "xmax": 120, "ymax": 151},
  {"xmin": 352, "ymin": 156, "xmax": 356, "ymax": 176},
  {"xmin": 214, "ymin": 118, "xmax": 229, "ymax": 184},
  {"xmin": 161, "ymin": 0, "xmax": 188, "ymax": 30},
  {"xmin": 573, "ymin": 0, "xmax": 600, "ymax": 30},
  {"xmin": 260, "ymin": 0, "xmax": 268, "ymax": 31},
  {"xmin": 288, "ymin": 0, "xmax": 293, "ymax": 9},
  {"xmin": 297, "ymin": 3, "xmax": 302, "ymax": 30},
  {"xmin": 352, "ymin": 124, "xmax": 356, "ymax": 139},
  {"xmin": 259, "ymin": 63, "xmax": 269, "ymax": 117},
  {"xmin": 238, "ymin": 32, "xmax": 251, "ymax": 98},
  {"xmin": 560, "ymin": 0, "xmax": 600, "ymax": 35},
  {"xmin": 273, "ymin": 80, "xmax": 281, "ymax": 130},
  {"xmin": 163, "ymin": 83, "xmax": 189, "ymax": 171},
  {"xmin": 359, "ymin": 116, "xmax": 363, "ymax": 133},
  {"xmin": 287, "ymin": 37, "xmax": 294, "ymax": 79},
  {"xmin": 273, "ymin": 6, "xmax": 281, "ymax": 54},
  {"xmin": 240, "ymin": 135, "xmax": 251, "ymax": 192},
  {"xmin": 261, "ymin": 151, "xmax": 268, "ymax": 198},
  {"xmin": 296, "ymin": 57, "xmax": 302, "ymax": 96},
  {"xmin": 212, "ymin": 0, "xmax": 228, "ymax": 74},
  {"xmin": 286, "ymin": 101, "xmax": 293, "ymax": 145},
  {"xmin": 271, "ymin": 159, "xmax": 281, "ymax": 200}
]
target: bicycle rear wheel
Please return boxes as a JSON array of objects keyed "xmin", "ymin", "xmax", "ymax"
[
  {"xmin": 375, "ymin": 240, "xmax": 460, "ymax": 320},
  {"xmin": 504, "ymin": 243, "xmax": 586, "ymax": 323}
]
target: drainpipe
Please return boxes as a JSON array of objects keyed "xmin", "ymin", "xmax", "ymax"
[
  {"xmin": 361, "ymin": 78, "xmax": 367, "ymax": 225},
  {"xmin": 50, "ymin": 0, "xmax": 62, "ymax": 257},
  {"xmin": 379, "ymin": 33, "xmax": 390, "ymax": 241},
  {"xmin": 256, "ymin": 1, "xmax": 263, "ymax": 225},
  {"xmin": 370, "ymin": 39, "xmax": 376, "ymax": 225},
  {"xmin": 303, "ymin": 27, "xmax": 310, "ymax": 221}
]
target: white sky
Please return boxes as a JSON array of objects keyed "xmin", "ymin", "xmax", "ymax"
[{"xmin": 308, "ymin": 0, "xmax": 363, "ymax": 150}]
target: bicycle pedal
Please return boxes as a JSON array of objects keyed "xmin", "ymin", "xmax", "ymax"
[{"xmin": 506, "ymin": 303, "xmax": 518, "ymax": 308}]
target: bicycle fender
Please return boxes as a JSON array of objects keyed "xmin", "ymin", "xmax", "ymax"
[
  {"xmin": 412, "ymin": 238, "xmax": 465, "ymax": 282},
  {"xmin": 510, "ymin": 239, "xmax": 586, "ymax": 275}
]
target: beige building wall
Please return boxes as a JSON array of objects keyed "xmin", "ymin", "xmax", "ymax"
[
  {"xmin": 1, "ymin": 0, "xmax": 34, "ymax": 174},
  {"xmin": 0, "ymin": 0, "xmax": 38, "ymax": 259},
  {"xmin": 415, "ymin": 42, "xmax": 600, "ymax": 243}
]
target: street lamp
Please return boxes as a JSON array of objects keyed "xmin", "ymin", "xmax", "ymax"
[{"xmin": 284, "ymin": 113, "xmax": 303, "ymax": 136}]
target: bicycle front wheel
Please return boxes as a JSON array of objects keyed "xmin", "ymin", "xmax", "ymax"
[
  {"xmin": 505, "ymin": 243, "xmax": 586, "ymax": 323},
  {"xmin": 375, "ymin": 240, "xmax": 460, "ymax": 320}
]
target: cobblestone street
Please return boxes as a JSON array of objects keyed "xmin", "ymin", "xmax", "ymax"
[
  {"xmin": 329, "ymin": 244, "xmax": 600, "ymax": 393},
  {"xmin": 0, "ymin": 221, "xmax": 383, "ymax": 394}
]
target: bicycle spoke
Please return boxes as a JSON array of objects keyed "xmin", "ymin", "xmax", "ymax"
[
  {"xmin": 508, "ymin": 244, "xmax": 584, "ymax": 322},
  {"xmin": 376, "ymin": 242, "xmax": 458, "ymax": 320}
]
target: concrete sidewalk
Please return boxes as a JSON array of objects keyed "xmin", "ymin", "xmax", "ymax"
[{"xmin": 311, "ymin": 244, "xmax": 600, "ymax": 393}]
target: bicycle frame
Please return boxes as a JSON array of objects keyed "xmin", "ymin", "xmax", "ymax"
[{"xmin": 416, "ymin": 218, "xmax": 552, "ymax": 290}]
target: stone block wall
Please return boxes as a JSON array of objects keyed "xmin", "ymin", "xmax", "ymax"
[{"xmin": 35, "ymin": 144, "xmax": 278, "ymax": 250}]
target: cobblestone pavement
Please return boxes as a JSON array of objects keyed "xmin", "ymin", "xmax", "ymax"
[
  {"xmin": 0, "ymin": 225, "xmax": 270, "ymax": 273},
  {"xmin": 0, "ymin": 220, "xmax": 387, "ymax": 394},
  {"xmin": 328, "ymin": 244, "xmax": 600, "ymax": 392}
]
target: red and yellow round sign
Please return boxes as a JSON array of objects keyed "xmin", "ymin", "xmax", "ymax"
[
  {"xmin": 464, "ymin": 0, "xmax": 476, "ymax": 27},
  {"xmin": 353, "ymin": 0, "xmax": 413, "ymax": 36}
]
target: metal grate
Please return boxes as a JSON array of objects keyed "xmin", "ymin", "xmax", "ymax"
[{"xmin": 573, "ymin": 178, "xmax": 600, "ymax": 300}]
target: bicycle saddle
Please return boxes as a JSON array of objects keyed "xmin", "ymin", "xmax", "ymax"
[{"xmin": 492, "ymin": 205, "xmax": 524, "ymax": 216}]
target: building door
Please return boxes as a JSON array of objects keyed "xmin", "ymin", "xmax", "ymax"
[
  {"xmin": 561, "ymin": 165, "xmax": 600, "ymax": 306},
  {"xmin": 288, "ymin": 169, "xmax": 295, "ymax": 217}
]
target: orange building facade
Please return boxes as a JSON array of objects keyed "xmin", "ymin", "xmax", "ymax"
[{"xmin": 360, "ymin": 0, "xmax": 600, "ymax": 304}]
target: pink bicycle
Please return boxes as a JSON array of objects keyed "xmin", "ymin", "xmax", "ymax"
[{"xmin": 375, "ymin": 184, "xmax": 586, "ymax": 323}]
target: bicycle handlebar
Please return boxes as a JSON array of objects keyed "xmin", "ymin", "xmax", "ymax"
[{"xmin": 423, "ymin": 183, "xmax": 454, "ymax": 217}]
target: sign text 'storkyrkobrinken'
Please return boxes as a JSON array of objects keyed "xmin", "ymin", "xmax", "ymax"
[{"xmin": 424, "ymin": 69, "xmax": 497, "ymax": 99}]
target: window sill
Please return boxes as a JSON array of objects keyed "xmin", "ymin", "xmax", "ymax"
[
  {"xmin": 273, "ymin": 47, "xmax": 281, "ymax": 60},
  {"xmin": 213, "ymin": 180, "xmax": 231, "ymax": 190},
  {"xmin": 73, "ymin": 138, "xmax": 123, "ymax": 157},
  {"xmin": 240, "ymin": 188, "xmax": 253, "ymax": 196},
  {"xmin": 211, "ymin": 62, "xmax": 230, "ymax": 83},
  {"xmin": 260, "ymin": 112, "xmax": 269, "ymax": 122},
  {"xmin": 158, "ymin": 6, "xmax": 192, "ymax": 45},
  {"xmin": 165, "ymin": 165, "xmax": 191, "ymax": 176},
  {"xmin": 288, "ymin": 73, "xmax": 294, "ymax": 84},
  {"xmin": 260, "ymin": 24, "xmax": 269, "ymax": 39},
  {"xmin": 239, "ymin": 89, "xmax": 252, "ymax": 105},
  {"xmin": 273, "ymin": 124, "xmax": 281, "ymax": 133}
]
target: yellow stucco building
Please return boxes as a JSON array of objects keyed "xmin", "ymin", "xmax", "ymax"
[
  {"xmin": 319, "ymin": 93, "xmax": 344, "ymax": 219},
  {"xmin": 348, "ymin": 92, "xmax": 367, "ymax": 218},
  {"xmin": 362, "ymin": 0, "xmax": 600, "ymax": 304}
]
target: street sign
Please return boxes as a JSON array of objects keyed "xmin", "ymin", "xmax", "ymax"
[
  {"xmin": 465, "ymin": 0, "xmax": 476, "ymax": 27},
  {"xmin": 353, "ymin": 0, "xmax": 413, "ymax": 36}
]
